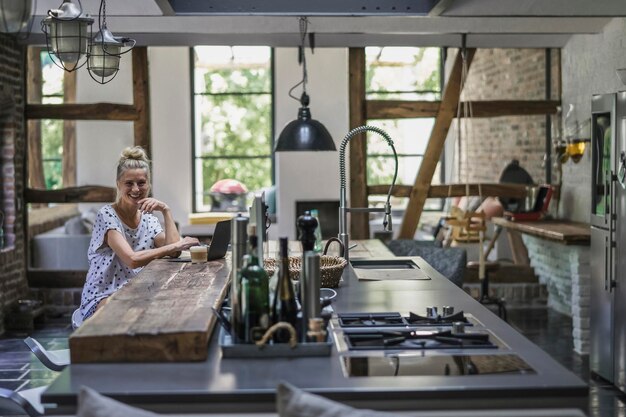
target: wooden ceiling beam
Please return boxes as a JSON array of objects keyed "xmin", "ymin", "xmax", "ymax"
[
  {"xmin": 26, "ymin": 103, "xmax": 139, "ymax": 121},
  {"xmin": 366, "ymin": 99, "xmax": 560, "ymax": 119},
  {"xmin": 25, "ymin": 186, "xmax": 116, "ymax": 204},
  {"xmin": 368, "ymin": 183, "xmax": 530, "ymax": 199}
]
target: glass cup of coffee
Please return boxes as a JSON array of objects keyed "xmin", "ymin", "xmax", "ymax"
[{"xmin": 190, "ymin": 245, "xmax": 208, "ymax": 263}]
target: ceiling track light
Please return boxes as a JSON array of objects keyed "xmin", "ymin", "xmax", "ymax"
[
  {"xmin": 0, "ymin": 0, "xmax": 35, "ymax": 39},
  {"xmin": 87, "ymin": 0, "xmax": 135, "ymax": 84},
  {"xmin": 274, "ymin": 17, "xmax": 336, "ymax": 152}
]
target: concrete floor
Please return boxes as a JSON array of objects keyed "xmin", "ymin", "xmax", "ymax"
[{"xmin": 0, "ymin": 307, "xmax": 624, "ymax": 416}]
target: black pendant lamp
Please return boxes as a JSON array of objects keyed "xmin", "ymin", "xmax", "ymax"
[{"xmin": 274, "ymin": 17, "xmax": 335, "ymax": 152}]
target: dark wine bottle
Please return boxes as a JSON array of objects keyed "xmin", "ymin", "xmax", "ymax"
[
  {"xmin": 272, "ymin": 237, "xmax": 299, "ymax": 343},
  {"xmin": 240, "ymin": 235, "xmax": 270, "ymax": 343}
]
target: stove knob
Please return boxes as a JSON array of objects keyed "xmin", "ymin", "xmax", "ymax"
[
  {"xmin": 452, "ymin": 322, "xmax": 465, "ymax": 334},
  {"xmin": 442, "ymin": 306, "xmax": 454, "ymax": 316},
  {"xmin": 426, "ymin": 306, "xmax": 438, "ymax": 318}
]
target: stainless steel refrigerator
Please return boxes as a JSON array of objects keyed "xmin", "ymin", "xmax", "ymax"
[
  {"xmin": 591, "ymin": 92, "xmax": 626, "ymax": 393},
  {"xmin": 613, "ymin": 92, "xmax": 626, "ymax": 393},
  {"xmin": 590, "ymin": 93, "xmax": 616, "ymax": 384}
]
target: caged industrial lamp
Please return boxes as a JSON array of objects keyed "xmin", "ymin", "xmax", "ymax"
[
  {"xmin": 0, "ymin": 0, "xmax": 34, "ymax": 36},
  {"xmin": 274, "ymin": 17, "xmax": 336, "ymax": 152},
  {"xmin": 87, "ymin": 0, "xmax": 135, "ymax": 84},
  {"xmin": 41, "ymin": 0, "xmax": 93, "ymax": 72}
]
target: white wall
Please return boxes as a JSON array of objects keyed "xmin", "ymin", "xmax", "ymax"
[
  {"xmin": 74, "ymin": 47, "xmax": 348, "ymax": 236},
  {"xmin": 274, "ymin": 48, "xmax": 348, "ymax": 239},
  {"xmin": 561, "ymin": 18, "xmax": 626, "ymax": 222}
]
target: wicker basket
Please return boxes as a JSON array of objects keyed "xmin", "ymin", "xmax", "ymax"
[{"xmin": 263, "ymin": 255, "xmax": 347, "ymax": 288}]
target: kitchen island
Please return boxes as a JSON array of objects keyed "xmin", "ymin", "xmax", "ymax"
[{"xmin": 41, "ymin": 241, "xmax": 587, "ymax": 415}]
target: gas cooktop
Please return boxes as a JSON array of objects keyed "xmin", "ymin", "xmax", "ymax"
[
  {"xmin": 344, "ymin": 329, "xmax": 497, "ymax": 350},
  {"xmin": 337, "ymin": 307, "xmax": 472, "ymax": 329}
]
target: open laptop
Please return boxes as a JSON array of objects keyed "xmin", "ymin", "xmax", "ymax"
[
  {"xmin": 206, "ymin": 219, "xmax": 231, "ymax": 260},
  {"xmin": 170, "ymin": 219, "xmax": 231, "ymax": 262}
]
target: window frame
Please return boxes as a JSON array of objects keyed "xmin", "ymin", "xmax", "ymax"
[
  {"xmin": 364, "ymin": 47, "xmax": 446, "ymax": 211},
  {"xmin": 189, "ymin": 46, "xmax": 276, "ymax": 213}
]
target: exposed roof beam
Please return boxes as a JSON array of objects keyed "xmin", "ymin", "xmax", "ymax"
[{"xmin": 442, "ymin": 0, "xmax": 626, "ymax": 17}]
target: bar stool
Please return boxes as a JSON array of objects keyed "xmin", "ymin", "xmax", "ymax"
[{"xmin": 467, "ymin": 261, "xmax": 507, "ymax": 321}]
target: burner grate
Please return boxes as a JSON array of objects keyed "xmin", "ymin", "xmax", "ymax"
[
  {"xmin": 345, "ymin": 330, "xmax": 497, "ymax": 351},
  {"xmin": 338, "ymin": 312, "xmax": 408, "ymax": 328}
]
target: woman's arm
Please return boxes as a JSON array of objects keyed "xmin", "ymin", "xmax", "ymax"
[
  {"xmin": 106, "ymin": 229, "xmax": 199, "ymax": 269},
  {"xmin": 138, "ymin": 197, "xmax": 182, "ymax": 254}
]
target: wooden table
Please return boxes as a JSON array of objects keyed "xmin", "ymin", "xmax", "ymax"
[
  {"xmin": 69, "ymin": 239, "xmax": 391, "ymax": 363},
  {"xmin": 490, "ymin": 217, "xmax": 591, "ymax": 245}
]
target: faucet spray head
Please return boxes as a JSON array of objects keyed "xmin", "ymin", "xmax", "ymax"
[{"xmin": 383, "ymin": 203, "xmax": 392, "ymax": 232}]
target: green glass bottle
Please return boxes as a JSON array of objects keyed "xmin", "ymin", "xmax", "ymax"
[
  {"xmin": 240, "ymin": 235, "xmax": 270, "ymax": 343},
  {"xmin": 271, "ymin": 237, "xmax": 299, "ymax": 343}
]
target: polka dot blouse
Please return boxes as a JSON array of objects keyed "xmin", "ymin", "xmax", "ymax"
[{"xmin": 80, "ymin": 204, "xmax": 163, "ymax": 320}]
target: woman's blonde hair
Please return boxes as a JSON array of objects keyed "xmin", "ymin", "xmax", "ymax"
[{"xmin": 115, "ymin": 146, "xmax": 151, "ymax": 202}]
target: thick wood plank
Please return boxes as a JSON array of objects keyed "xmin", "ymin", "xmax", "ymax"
[
  {"xmin": 63, "ymin": 70, "xmax": 77, "ymax": 187},
  {"xmin": 368, "ymin": 183, "xmax": 530, "ymax": 199},
  {"xmin": 399, "ymin": 48, "xmax": 476, "ymax": 239},
  {"xmin": 25, "ymin": 186, "xmax": 116, "ymax": 203},
  {"xmin": 348, "ymin": 48, "xmax": 369, "ymax": 240},
  {"xmin": 491, "ymin": 217, "xmax": 591, "ymax": 245},
  {"xmin": 26, "ymin": 103, "xmax": 139, "ymax": 120},
  {"xmin": 133, "ymin": 47, "xmax": 152, "ymax": 156},
  {"xmin": 367, "ymin": 100, "xmax": 440, "ymax": 119},
  {"xmin": 367, "ymin": 99, "xmax": 559, "ymax": 120},
  {"xmin": 28, "ymin": 270, "xmax": 86, "ymax": 288},
  {"xmin": 27, "ymin": 47, "xmax": 45, "ymax": 191},
  {"xmin": 70, "ymin": 258, "xmax": 230, "ymax": 362}
]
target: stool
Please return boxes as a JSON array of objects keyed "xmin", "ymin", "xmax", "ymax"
[{"xmin": 467, "ymin": 261, "xmax": 507, "ymax": 321}]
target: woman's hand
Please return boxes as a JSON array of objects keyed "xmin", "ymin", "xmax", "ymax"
[
  {"xmin": 177, "ymin": 236, "xmax": 200, "ymax": 251},
  {"xmin": 138, "ymin": 197, "xmax": 169, "ymax": 214}
]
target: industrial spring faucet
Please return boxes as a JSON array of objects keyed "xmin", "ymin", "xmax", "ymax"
[{"xmin": 339, "ymin": 125, "xmax": 398, "ymax": 263}]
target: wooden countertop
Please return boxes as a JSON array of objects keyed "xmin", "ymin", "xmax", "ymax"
[
  {"xmin": 491, "ymin": 217, "xmax": 591, "ymax": 245},
  {"xmin": 69, "ymin": 257, "xmax": 230, "ymax": 363}
]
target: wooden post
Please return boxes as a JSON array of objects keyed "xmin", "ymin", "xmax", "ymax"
[
  {"xmin": 26, "ymin": 47, "xmax": 45, "ymax": 191},
  {"xmin": 348, "ymin": 48, "xmax": 369, "ymax": 240},
  {"xmin": 399, "ymin": 48, "xmax": 476, "ymax": 239},
  {"xmin": 132, "ymin": 47, "xmax": 151, "ymax": 157},
  {"xmin": 63, "ymin": 71, "xmax": 77, "ymax": 187}
]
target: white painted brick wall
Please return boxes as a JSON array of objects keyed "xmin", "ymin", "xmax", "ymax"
[{"xmin": 522, "ymin": 235, "xmax": 590, "ymax": 354}]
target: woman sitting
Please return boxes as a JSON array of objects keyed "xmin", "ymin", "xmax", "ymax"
[{"xmin": 80, "ymin": 146, "xmax": 199, "ymax": 320}]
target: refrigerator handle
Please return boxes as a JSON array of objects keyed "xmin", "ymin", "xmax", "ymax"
[
  {"xmin": 609, "ymin": 174, "xmax": 617, "ymax": 291},
  {"xmin": 605, "ymin": 235, "xmax": 609, "ymax": 292},
  {"xmin": 618, "ymin": 151, "xmax": 626, "ymax": 190}
]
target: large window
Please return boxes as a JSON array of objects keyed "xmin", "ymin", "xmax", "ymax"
[
  {"xmin": 192, "ymin": 46, "xmax": 274, "ymax": 212},
  {"xmin": 365, "ymin": 47, "xmax": 443, "ymax": 210},
  {"xmin": 40, "ymin": 52, "xmax": 65, "ymax": 190}
]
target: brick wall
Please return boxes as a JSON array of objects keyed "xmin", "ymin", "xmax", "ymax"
[
  {"xmin": 522, "ymin": 235, "xmax": 590, "ymax": 354},
  {"xmin": 452, "ymin": 49, "xmax": 560, "ymax": 185},
  {"xmin": 0, "ymin": 34, "xmax": 27, "ymax": 335}
]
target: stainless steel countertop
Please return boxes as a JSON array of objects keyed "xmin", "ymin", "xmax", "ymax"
[{"xmin": 42, "ymin": 257, "xmax": 587, "ymax": 414}]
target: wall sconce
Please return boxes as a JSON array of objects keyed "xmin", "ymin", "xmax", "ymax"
[
  {"xmin": 566, "ymin": 138, "xmax": 590, "ymax": 163},
  {"xmin": 87, "ymin": 0, "xmax": 135, "ymax": 84},
  {"xmin": 41, "ymin": 0, "xmax": 94, "ymax": 72},
  {"xmin": 0, "ymin": 0, "xmax": 34, "ymax": 36}
]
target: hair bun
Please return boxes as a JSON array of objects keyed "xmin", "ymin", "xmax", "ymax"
[{"xmin": 120, "ymin": 146, "xmax": 148, "ymax": 163}]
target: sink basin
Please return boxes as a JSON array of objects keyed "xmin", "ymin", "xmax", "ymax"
[
  {"xmin": 349, "ymin": 258, "xmax": 430, "ymax": 281},
  {"xmin": 350, "ymin": 259, "xmax": 419, "ymax": 270}
]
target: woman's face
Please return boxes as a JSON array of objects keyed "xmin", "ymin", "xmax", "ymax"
[{"xmin": 117, "ymin": 168, "xmax": 150, "ymax": 207}]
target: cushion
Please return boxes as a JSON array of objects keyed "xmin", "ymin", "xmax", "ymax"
[
  {"xmin": 77, "ymin": 386, "xmax": 159, "ymax": 417},
  {"xmin": 386, "ymin": 240, "xmax": 466, "ymax": 287},
  {"xmin": 276, "ymin": 382, "xmax": 401, "ymax": 417},
  {"xmin": 81, "ymin": 208, "xmax": 99, "ymax": 234},
  {"xmin": 64, "ymin": 216, "xmax": 88, "ymax": 235}
]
